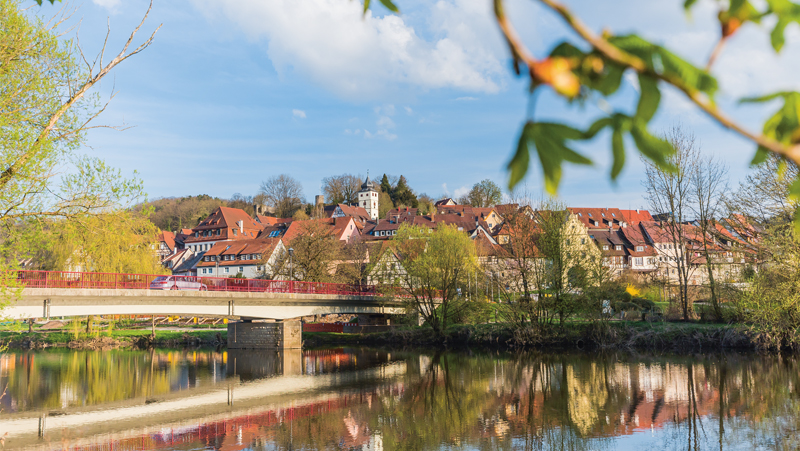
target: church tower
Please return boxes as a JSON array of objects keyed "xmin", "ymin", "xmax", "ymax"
[{"xmin": 358, "ymin": 175, "xmax": 379, "ymax": 220}]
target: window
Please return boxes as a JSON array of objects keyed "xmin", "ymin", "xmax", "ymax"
[
  {"xmin": 269, "ymin": 231, "xmax": 280, "ymax": 238},
  {"xmin": 233, "ymin": 229, "xmax": 238, "ymax": 236},
  {"xmin": 636, "ymin": 246, "xmax": 644, "ymax": 252},
  {"xmin": 612, "ymin": 213, "xmax": 616, "ymax": 217},
  {"xmin": 615, "ymin": 245, "xmax": 622, "ymax": 251},
  {"xmin": 603, "ymin": 245, "xmax": 609, "ymax": 250},
  {"xmin": 588, "ymin": 213, "xmax": 592, "ymax": 217},
  {"xmin": 635, "ymin": 257, "xmax": 643, "ymax": 265},
  {"xmin": 224, "ymin": 267, "xmax": 229, "ymax": 273},
  {"xmin": 257, "ymin": 266, "xmax": 263, "ymax": 271},
  {"xmin": 239, "ymin": 267, "xmax": 244, "ymax": 273}
]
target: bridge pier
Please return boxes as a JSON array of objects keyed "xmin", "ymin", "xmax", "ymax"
[{"xmin": 227, "ymin": 320, "xmax": 302, "ymax": 350}]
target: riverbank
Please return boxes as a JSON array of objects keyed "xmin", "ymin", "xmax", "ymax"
[
  {"xmin": 0, "ymin": 329, "xmax": 226, "ymax": 349},
  {"xmin": 303, "ymin": 321, "xmax": 764, "ymax": 352}
]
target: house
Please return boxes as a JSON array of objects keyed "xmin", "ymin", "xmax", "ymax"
[
  {"xmin": 434, "ymin": 205, "xmax": 504, "ymax": 230},
  {"xmin": 168, "ymin": 250, "xmax": 204, "ymax": 276},
  {"xmin": 434, "ymin": 198, "xmax": 457, "ymax": 207},
  {"xmin": 155, "ymin": 231, "xmax": 176, "ymax": 258},
  {"xmin": 183, "ymin": 207, "xmax": 264, "ymax": 254},
  {"xmin": 327, "ymin": 203, "xmax": 373, "ymax": 225},
  {"xmin": 619, "ymin": 224, "xmax": 659, "ymax": 273},
  {"xmin": 173, "ymin": 228, "xmax": 194, "ymax": 250},
  {"xmin": 619, "ymin": 209, "xmax": 654, "ymax": 224},
  {"xmin": 195, "ymin": 238, "xmax": 284, "ymax": 278},
  {"xmin": 568, "ymin": 207, "xmax": 627, "ymax": 230},
  {"xmin": 282, "ymin": 217, "xmax": 360, "ymax": 244}
]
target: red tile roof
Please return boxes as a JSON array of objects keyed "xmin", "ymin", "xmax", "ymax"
[
  {"xmin": 185, "ymin": 206, "xmax": 262, "ymax": 243},
  {"xmin": 619, "ymin": 209, "xmax": 654, "ymax": 224},
  {"xmin": 568, "ymin": 208, "xmax": 626, "ymax": 229},
  {"xmin": 158, "ymin": 231, "xmax": 175, "ymax": 250},
  {"xmin": 196, "ymin": 238, "xmax": 282, "ymax": 267}
]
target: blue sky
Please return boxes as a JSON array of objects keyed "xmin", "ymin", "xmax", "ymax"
[{"xmin": 43, "ymin": 0, "xmax": 800, "ymax": 208}]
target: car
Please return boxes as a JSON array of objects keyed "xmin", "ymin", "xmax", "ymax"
[{"xmin": 150, "ymin": 276, "xmax": 207, "ymax": 291}]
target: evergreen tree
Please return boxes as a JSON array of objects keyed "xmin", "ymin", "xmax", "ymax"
[
  {"xmin": 380, "ymin": 174, "xmax": 392, "ymax": 194},
  {"xmin": 392, "ymin": 175, "xmax": 418, "ymax": 208}
]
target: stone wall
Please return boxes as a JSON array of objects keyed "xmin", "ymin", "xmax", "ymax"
[{"xmin": 227, "ymin": 320, "xmax": 302, "ymax": 349}]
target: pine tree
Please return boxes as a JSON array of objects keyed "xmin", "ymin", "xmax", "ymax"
[{"xmin": 380, "ymin": 174, "xmax": 392, "ymax": 194}]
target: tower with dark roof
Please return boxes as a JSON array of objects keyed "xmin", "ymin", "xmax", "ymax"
[{"xmin": 357, "ymin": 175, "xmax": 379, "ymax": 220}]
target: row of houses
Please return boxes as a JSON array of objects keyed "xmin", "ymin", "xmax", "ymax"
[{"xmin": 156, "ymin": 177, "xmax": 760, "ymax": 286}]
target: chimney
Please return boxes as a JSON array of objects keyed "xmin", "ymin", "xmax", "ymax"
[
  {"xmin": 636, "ymin": 208, "xmax": 640, "ymax": 214},
  {"xmin": 431, "ymin": 213, "xmax": 435, "ymax": 223},
  {"xmin": 238, "ymin": 220, "xmax": 244, "ymax": 234}
]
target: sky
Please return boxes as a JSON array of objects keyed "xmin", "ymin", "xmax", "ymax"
[{"xmin": 39, "ymin": 0, "xmax": 800, "ymax": 209}]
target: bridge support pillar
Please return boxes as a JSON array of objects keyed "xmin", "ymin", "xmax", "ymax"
[{"xmin": 227, "ymin": 320, "xmax": 302, "ymax": 349}]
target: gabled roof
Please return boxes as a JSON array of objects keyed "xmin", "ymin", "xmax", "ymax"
[
  {"xmin": 282, "ymin": 217, "xmax": 357, "ymax": 243},
  {"xmin": 194, "ymin": 206, "xmax": 261, "ymax": 231},
  {"xmin": 256, "ymin": 215, "xmax": 292, "ymax": 226},
  {"xmin": 334, "ymin": 204, "xmax": 372, "ymax": 223},
  {"xmin": 434, "ymin": 198, "xmax": 456, "ymax": 206},
  {"xmin": 158, "ymin": 231, "xmax": 175, "ymax": 250},
  {"xmin": 197, "ymin": 238, "xmax": 283, "ymax": 267}
]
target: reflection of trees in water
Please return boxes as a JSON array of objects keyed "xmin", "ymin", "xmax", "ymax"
[
  {"xmin": 5, "ymin": 349, "xmax": 800, "ymax": 450},
  {"xmin": 0, "ymin": 349, "xmax": 226, "ymax": 411}
]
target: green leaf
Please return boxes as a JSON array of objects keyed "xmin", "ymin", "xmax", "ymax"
[
  {"xmin": 610, "ymin": 35, "xmax": 718, "ymax": 97},
  {"xmin": 772, "ymin": 18, "xmax": 789, "ymax": 51},
  {"xmin": 683, "ymin": 0, "xmax": 698, "ymax": 9},
  {"xmin": 507, "ymin": 123, "xmax": 532, "ymax": 190},
  {"xmin": 583, "ymin": 117, "xmax": 612, "ymax": 139},
  {"xmin": 630, "ymin": 118, "xmax": 676, "ymax": 171},
  {"xmin": 750, "ymin": 146, "xmax": 771, "ymax": 166},
  {"xmin": 636, "ymin": 74, "xmax": 660, "ymax": 122},
  {"xmin": 363, "ymin": 0, "xmax": 371, "ymax": 14},
  {"xmin": 549, "ymin": 42, "xmax": 624, "ymax": 96},
  {"xmin": 742, "ymin": 91, "xmax": 800, "ymax": 144},
  {"xmin": 508, "ymin": 122, "xmax": 593, "ymax": 194},
  {"xmin": 378, "ymin": 0, "xmax": 400, "ymax": 13},
  {"xmin": 610, "ymin": 115, "xmax": 628, "ymax": 180}
]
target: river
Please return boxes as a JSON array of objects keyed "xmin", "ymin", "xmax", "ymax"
[{"xmin": 0, "ymin": 347, "xmax": 797, "ymax": 450}]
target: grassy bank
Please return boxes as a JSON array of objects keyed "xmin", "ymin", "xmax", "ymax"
[
  {"xmin": 1, "ymin": 329, "xmax": 226, "ymax": 349},
  {"xmin": 302, "ymin": 321, "xmax": 761, "ymax": 352}
]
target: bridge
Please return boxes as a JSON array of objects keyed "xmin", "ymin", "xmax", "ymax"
[{"xmin": 6, "ymin": 270, "xmax": 406, "ymax": 349}]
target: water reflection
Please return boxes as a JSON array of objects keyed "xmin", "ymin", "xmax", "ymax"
[{"xmin": 1, "ymin": 349, "xmax": 799, "ymax": 450}]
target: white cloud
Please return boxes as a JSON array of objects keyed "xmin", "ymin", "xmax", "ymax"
[
  {"xmin": 92, "ymin": 0, "xmax": 120, "ymax": 10},
  {"xmin": 376, "ymin": 116, "xmax": 395, "ymax": 128},
  {"xmin": 453, "ymin": 186, "xmax": 469, "ymax": 198},
  {"xmin": 292, "ymin": 109, "xmax": 306, "ymax": 119},
  {"xmin": 404, "ymin": 106, "xmax": 413, "ymax": 115},
  {"xmin": 441, "ymin": 183, "xmax": 449, "ymax": 195},
  {"xmin": 190, "ymin": 0, "xmax": 504, "ymax": 99}
]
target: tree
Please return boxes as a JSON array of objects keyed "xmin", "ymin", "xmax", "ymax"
[
  {"xmin": 259, "ymin": 174, "xmax": 305, "ymax": 218},
  {"xmin": 393, "ymin": 223, "xmax": 479, "ymax": 336},
  {"xmin": 32, "ymin": 211, "xmax": 167, "ymax": 275},
  {"xmin": 133, "ymin": 195, "xmax": 228, "ymax": 231},
  {"xmin": 321, "ymin": 174, "xmax": 362, "ymax": 205},
  {"xmin": 0, "ymin": 1, "xmax": 157, "ymax": 305},
  {"xmin": 467, "ymin": 179, "xmax": 502, "ymax": 208},
  {"xmin": 380, "ymin": 174, "xmax": 393, "ymax": 195},
  {"xmin": 378, "ymin": 191, "xmax": 394, "ymax": 219},
  {"xmin": 643, "ymin": 126, "xmax": 698, "ymax": 320},
  {"xmin": 273, "ymin": 220, "xmax": 342, "ymax": 282},
  {"xmin": 228, "ymin": 193, "xmax": 254, "ymax": 212},
  {"xmin": 417, "ymin": 193, "xmax": 435, "ymax": 215},
  {"xmin": 392, "ymin": 175, "xmax": 418, "ymax": 208},
  {"xmin": 690, "ymin": 153, "xmax": 730, "ymax": 319}
]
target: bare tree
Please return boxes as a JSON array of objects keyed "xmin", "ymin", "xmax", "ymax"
[
  {"xmin": 642, "ymin": 126, "xmax": 698, "ymax": 320},
  {"xmin": 259, "ymin": 174, "xmax": 305, "ymax": 218},
  {"xmin": 690, "ymin": 153, "xmax": 729, "ymax": 318},
  {"xmin": 321, "ymin": 174, "xmax": 362, "ymax": 205}
]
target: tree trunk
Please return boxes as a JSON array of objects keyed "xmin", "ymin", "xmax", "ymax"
[{"xmin": 85, "ymin": 315, "xmax": 94, "ymax": 334}]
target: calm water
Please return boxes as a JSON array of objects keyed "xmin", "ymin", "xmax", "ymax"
[{"xmin": 0, "ymin": 347, "xmax": 798, "ymax": 450}]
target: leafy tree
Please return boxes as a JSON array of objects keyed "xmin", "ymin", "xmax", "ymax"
[
  {"xmin": 393, "ymin": 223, "xmax": 479, "ymax": 336},
  {"xmin": 321, "ymin": 173, "xmax": 362, "ymax": 205},
  {"xmin": 259, "ymin": 174, "xmax": 305, "ymax": 218},
  {"xmin": 467, "ymin": 179, "xmax": 502, "ymax": 208},
  {"xmin": 31, "ymin": 211, "xmax": 167, "ymax": 275},
  {"xmin": 273, "ymin": 220, "xmax": 342, "ymax": 282},
  {"xmin": 378, "ymin": 191, "xmax": 394, "ymax": 219},
  {"xmin": 0, "ymin": 0, "xmax": 157, "ymax": 307}
]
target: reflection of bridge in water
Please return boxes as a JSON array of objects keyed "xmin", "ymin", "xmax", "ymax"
[{"xmin": 0, "ymin": 349, "xmax": 407, "ymax": 450}]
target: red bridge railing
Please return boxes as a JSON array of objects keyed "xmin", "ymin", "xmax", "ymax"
[{"xmin": 14, "ymin": 270, "xmax": 378, "ymax": 297}]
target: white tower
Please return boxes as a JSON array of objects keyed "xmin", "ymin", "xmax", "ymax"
[{"xmin": 358, "ymin": 175, "xmax": 379, "ymax": 220}]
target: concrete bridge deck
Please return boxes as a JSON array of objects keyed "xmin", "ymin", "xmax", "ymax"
[{"xmin": 8, "ymin": 287, "xmax": 404, "ymax": 320}]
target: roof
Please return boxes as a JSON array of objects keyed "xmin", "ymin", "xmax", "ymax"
[
  {"xmin": 185, "ymin": 206, "xmax": 263, "ymax": 243},
  {"xmin": 333, "ymin": 204, "xmax": 372, "ymax": 223},
  {"xmin": 619, "ymin": 209, "xmax": 654, "ymax": 224},
  {"xmin": 256, "ymin": 215, "xmax": 292, "ymax": 226},
  {"xmin": 196, "ymin": 238, "xmax": 282, "ymax": 267},
  {"xmin": 568, "ymin": 208, "xmax": 627, "ymax": 229},
  {"xmin": 282, "ymin": 217, "xmax": 357, "ymax": 243},
  {"xmin": 434, "ymin": 198, "xmax": 456, "ymax": 206},
  {"xmin": 360, "ymin": 176, "xmax": 377, "ymax": 192},
  {"xmin": 158, "ymin": 231, "xmax": 175, "ymax": 250}
]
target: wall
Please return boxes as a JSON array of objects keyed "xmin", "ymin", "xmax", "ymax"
[{"xmin": 227, "ymin": 320, "xmax": 302, "ymax": 349}]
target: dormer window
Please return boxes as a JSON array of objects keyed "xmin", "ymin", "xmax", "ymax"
[
  {"xmin": 603, "ymin": 245, "xmax": 609, "ymax": 250},
  {"xmin": 615, "ymin": 245, "xmax": 622, "ymax": 251},
  {"xmin": 636, "ymin": 246, "xmax": 644, "ymax": 252}
]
